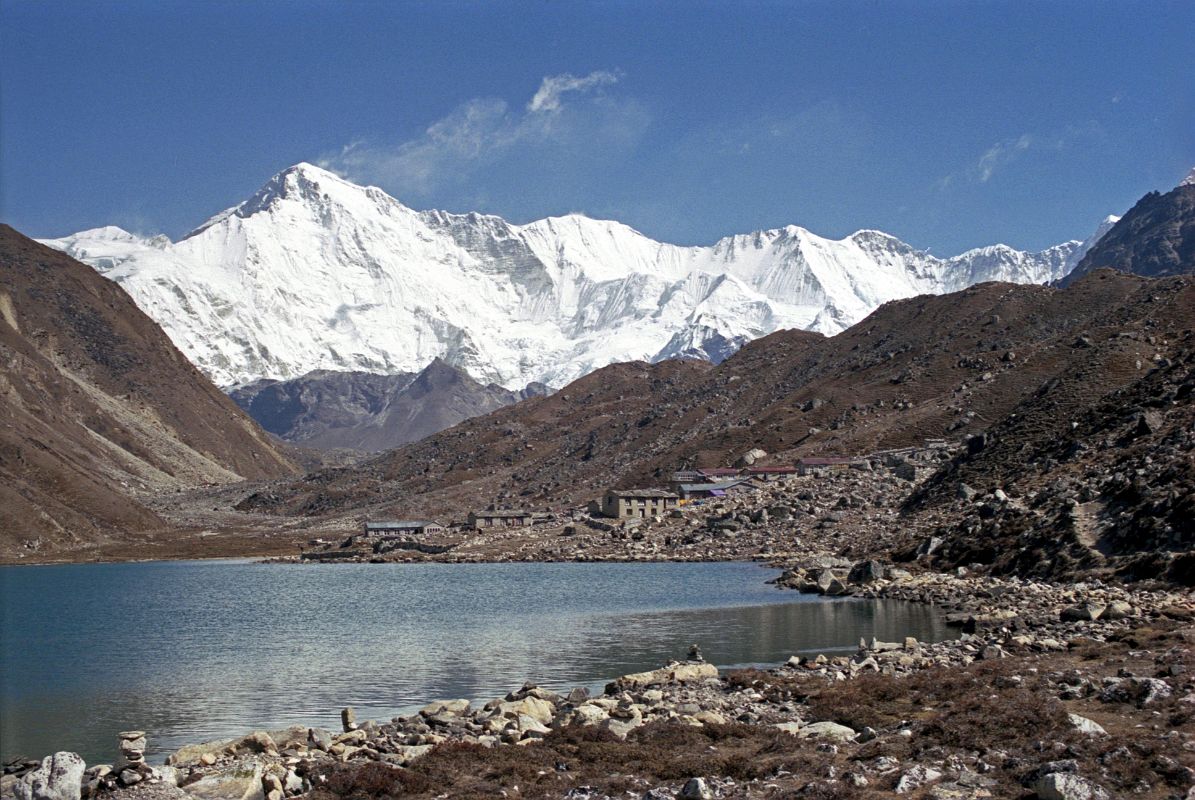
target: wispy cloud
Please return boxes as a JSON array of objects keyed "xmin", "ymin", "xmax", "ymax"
[
  {"xmin": 938, "ymin": 124, "xmax": 1103, "ymax": 190},
  {"xmin": 976, "ymin": 133, "xmax": 1033, "ymax": 182},
  {"xmin": 528, "ymin": 70, "xmax": 621, "ymax": 112},
  {"xmin": 319, "ymin": 70, "xmax": 640, "ymax": 197}
]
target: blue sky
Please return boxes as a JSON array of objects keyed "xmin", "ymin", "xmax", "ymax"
[{"xmin": 2, "ymin": 1, "xmax": 1192, "ymax": 254}]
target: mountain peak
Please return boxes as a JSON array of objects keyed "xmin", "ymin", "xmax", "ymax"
[
  {"xmin": 282, "ymin": 161, "xmax": 340, "ymax": 180},
  {"xmin": 1179, "ymin": 167, "xmax": 1195, "ymax": 189},
  {"xmin": 184, "ymin": 162, "xmax": 368, "ymax": 239},
  {"xmin": 413, "ymin": 357, "xmax": 473, "ymax": 389},
  {"xmin": 249, "ymin": 161, "xmax": 351, "ymax": 206}
]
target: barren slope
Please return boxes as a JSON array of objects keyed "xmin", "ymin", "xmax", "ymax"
[
  {"xmin": 0, "ymin": 225, "xmax": 297, "ymax": 560},
  {"xmin": 904, "ymin": 275, "xmax": 1195, "ymax": 582}
]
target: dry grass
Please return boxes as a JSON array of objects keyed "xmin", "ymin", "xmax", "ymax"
[{"xmin": 304, "ymin": 626, "xmax": 1195, "ymax": 799}]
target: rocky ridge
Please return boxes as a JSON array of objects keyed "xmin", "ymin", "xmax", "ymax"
[
  {"xmin": 233, "ymin": 270, "xmax": 1194, "ymax": 551},
  {"xmin": 229, "ymin": 360, "xmax": 548, "ymax": 452},
  {"xmin": 1064, "ymin": 173, "xmax": 1195, "ymax": 284}
]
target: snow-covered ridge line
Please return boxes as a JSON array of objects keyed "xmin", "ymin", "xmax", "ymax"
[{"xmin": 41, "ymin": 163, "xmax": 1115, "ymax": 390}]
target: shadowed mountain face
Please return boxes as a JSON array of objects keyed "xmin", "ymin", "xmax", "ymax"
[
  {"xmin": 229, "ymin": 360, "xmax": 548, "ymax": 452},
  {"xmin": 238, "ymin": 268, "xmax": 1195, "ymax": 529},
  {"xmin": 1064, "ymin": 178, "xmax": 1195, "ymax": 285},
  {"xmin": 0, "ymin": 225, "xmax": 297, "ymax": 559}
]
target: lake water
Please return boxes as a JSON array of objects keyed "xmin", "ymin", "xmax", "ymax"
[{"xmin": 0, "ymin": 560, "xmax": 953, "ymax": 764}]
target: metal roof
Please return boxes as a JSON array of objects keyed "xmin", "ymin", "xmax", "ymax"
[
  {"xmin": 470, "ymin": 509, "xmax": 533, "ymax": 518},
  {"xmin": 607, "ymin": 488, "xmax": 678, "ymax": 499},
  {"xmin": 679, "ymin": 479, "xmax": 752, "ymax": 493},
  {"xmin": 365, "ymin": 520, "xmax": 441, "ymax": 530}
]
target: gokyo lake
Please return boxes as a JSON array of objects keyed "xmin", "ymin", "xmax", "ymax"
[{"xmin": 0, "ymin": 560, "xmax": 954, "ymax": 763}]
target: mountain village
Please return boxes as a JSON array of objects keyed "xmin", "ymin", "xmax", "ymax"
[{"xmin": 296, "ymin": 439, "xmax": 953, "ymax": 565}]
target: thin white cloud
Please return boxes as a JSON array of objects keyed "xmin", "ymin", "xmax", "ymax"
[
  {"xmin": 976, "ymin": 133, "xmax": 1033, "ymax": 182},
  {"xmin": 939, "ymin": 124, "xmax": 1104, "ymax": 191},
  {"xmin": 319, "ymin": 70, "xmax": 640, "ymax": 197},
  {"xmin": 527, "ymin": 70, "xmax": 621, "ymax": 112}
]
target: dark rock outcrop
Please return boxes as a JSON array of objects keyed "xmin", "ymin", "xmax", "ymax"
[
  {"xmin": 1064, "ymin": 173, "xmax": 1195, "ymax": 284},
  {"xmin": 229, "ymin": 360, "xmax": 546, "ymax": 452}
]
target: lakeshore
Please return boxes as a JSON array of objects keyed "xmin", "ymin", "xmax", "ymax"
[
  {"xmin": 4, "ymin": 564, "xmax": 1192, "ymax": 800},
  {"xmin": 0, "ymin": 560, "xmax": 954, "ymax": 765},
  {"xmin": 6, "ymin": 459, "xmax": 1195, "ymax": 799}
]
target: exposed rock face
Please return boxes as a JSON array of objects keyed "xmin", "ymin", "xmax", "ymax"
[
  {"xmin": 229, "ymin": 360, "xmax": 546, "ymax": 451},
  {"xmin": 0, "ymin": 226, "xmax": 297, "ymax": 560},
  {"xmin": 1064, "ymin": 175, "xmax": 1195, "ymax": 284}
]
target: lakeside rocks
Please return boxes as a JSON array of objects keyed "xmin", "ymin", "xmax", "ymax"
[
  {"xmin": 7, "ymin": 564, "xmax": 1194, "ymax": 800},
  {"xmin": 10, "ymin": 753, "xmax": 84, "ymax": 800},
  {"xmin": 605, "ymin": 662, "xmax": 718, "ymax": 693},
  {"xmin": 22, "ymin": 560, "xmax": 1185, "ymax": 800}
]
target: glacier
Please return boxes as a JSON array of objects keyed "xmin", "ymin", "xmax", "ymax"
[{"xmin": 42, "ymin": 163, "xmax": 1114, "ymax": 390}]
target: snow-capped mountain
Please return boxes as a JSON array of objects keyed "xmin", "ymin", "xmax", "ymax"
[{"xmin": 42, "ymin": 163, "xmax": 1111, "ymax": 389}]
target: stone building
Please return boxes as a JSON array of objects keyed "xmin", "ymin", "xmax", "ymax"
[
  {"xmin": 362, "ymin": 520, "xmax": 445, "ymax": 537},
  {"xmin": 601, "ymin": 489, "xmax": 679, "ymax": 520},
  {"xmin": 467, "ymin": 509, "xmax": 534, "ymax": 529}
]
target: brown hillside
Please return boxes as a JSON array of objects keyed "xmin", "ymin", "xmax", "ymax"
[
  {"xmin": 239, "ymin": 269, "xmax": 1193, "ymax": 526},
  {"xmin": 903, "ymin": 274, "xmax": 1195, "ymax": 582},
  {"xmin": 0, "ymin": 225, "xmax": 297, "ymax": 559}
]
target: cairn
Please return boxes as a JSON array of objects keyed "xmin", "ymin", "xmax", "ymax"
[
  {"xmin": 117, "ymin": 731, "xmax": 146, "ymax": 766},
  {"xmin": 96, "ymin": 730, "xmax": 158, "ymax": 790}
]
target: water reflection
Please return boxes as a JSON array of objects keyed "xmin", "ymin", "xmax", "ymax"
[{"xmin": 0, "ymin": 561, "xmax": 952, "ymax": 763}]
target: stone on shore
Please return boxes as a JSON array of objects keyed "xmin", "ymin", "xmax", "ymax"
[
  {"xmin": 12, "ymin": 752, "xmax": 85, "ymax": 800},
  {"xmin": 419, "ymin": 699, "xmax": 470, "ymax": 717},
  {"xmin": 848, "ymin": 559, "xmax": 885, "ymax": 584},
  {"xmin": 569, "ymin": 704, "xmax": 609, "ymax": 726},
  {"xmin": 180, "ymin": 761, "xmax": 264, "ymax": 800},
  {"xmin": 606, "ymin": 662, "xmax": 718, "ymax": 693},
  {"xmin": 497, "ymin": 696, "xmax": 555, "ymax": 726}
]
